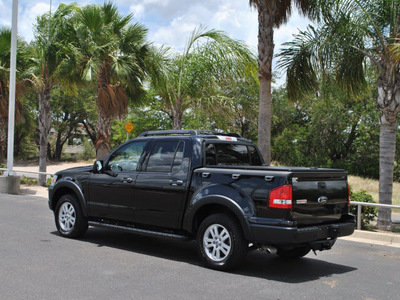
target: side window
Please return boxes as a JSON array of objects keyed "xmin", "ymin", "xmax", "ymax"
[
  {"xmin": 215, "ymin": 144, "xmax": 249, "ymax": 165},
  {"xmin": 204, "ymin": 143, "xmax": 263, "ymax": 166},
  {"xmin": 205, "ymin": 143, "xmax": 217, "ymax": 165},
  {"xmin": 106, "ymin": 141, "xmax": 147, "ymax": 172},
  {"xmin": 172, "ymin": 141, "xmax": 185, "ymax": 173},
  {"xmin": 249, "ymin": 146, "xmax": 263, "ymax": 166},
  {"xmin": 146, "ymin": 140, "xmax": 180, "ymax": 173}
]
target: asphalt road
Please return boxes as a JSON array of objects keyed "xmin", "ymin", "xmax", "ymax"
[{"xmin": 1, "ymin": 193, "xmax": 399, "ymax": 300}]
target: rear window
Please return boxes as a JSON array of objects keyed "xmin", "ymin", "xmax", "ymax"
[{"xmin": 205, "ymin": 143, "xmax": 263, "ymax": 166}]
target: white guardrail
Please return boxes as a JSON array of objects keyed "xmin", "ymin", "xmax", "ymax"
[
  {"xmin": 2, "ymin": 168, "xmax": 399, "ymax": 230},
  {"xmin": 0, "ymin": 168, "xmax": 55, "ymax": 177},
  {"xmin": 350, "ymin": 201, "xmax": 400, "ymax": 230}
]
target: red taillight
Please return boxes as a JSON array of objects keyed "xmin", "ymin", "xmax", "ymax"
[{"xmin": 269, "ymin": 185, "xmax": 293, "ymax": 209}]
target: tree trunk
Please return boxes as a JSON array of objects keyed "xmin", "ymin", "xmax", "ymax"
[
  {"xmin": 0, "ymin": 116, "xmax": 6, "ymax": 163},
  {"xmin": 171, "ymin": 98, "xmax": 183, "ymax": 130},
  {"xmin": 53, "ymin": 131, "xmax": 63, "ymax": 160},
  {"xmin": 95, "ymin": 106, "xmax": 112, "ymax": 160},
  {"xmin": 378, "ymin": 122, "xmax": 396, "ymax": 230},
  {"xmin": 82, "ymin": 120, "xmax": 97, "ymax": 145},
  {"xmin": 376, "ymin": 78, "xmax": 400, "ymax": 230},
  {"xmin": 256, "ymin": 3, "xmax": 275, "ymax": 165},
  {"xmin": 38, "ymin": 88, "xmax": 51, "ymax": 186}
]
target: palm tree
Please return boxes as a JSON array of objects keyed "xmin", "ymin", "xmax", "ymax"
[
  {"xmin": 74, "ymin": 2, "xmax": 149, "ymax": 159},
  {"xmin": 277, "ymin": 0, "xmax": 400, "ymax": 230},
  {"xmin": 0, "ymin": 28, "xmax": 29, "ymax": 163},
  {"xmin": 147, "ymin": 26, "xmax": 257, "ymax": 130},
  {"xmin": 32, "ymin": 3, "xmax": 78, "ymax": 185},
  {"xmin": 248, "ymin": 0, "xmax": 321, "ymax": 164}
]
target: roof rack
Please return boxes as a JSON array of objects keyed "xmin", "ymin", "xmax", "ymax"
[{"xmin": 138, "ymin": 130, "xmax": 241, "ymax": 138}]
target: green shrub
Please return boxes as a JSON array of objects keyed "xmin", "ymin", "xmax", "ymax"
[
  {"xmin": 46, "ymin": 176, "xmax": 53, "ymax": 187},
  {"xmin": 350, "ymin": 189, "xmax": 378, "ymax": 230},
  {"xmin": 20, "ymin": 176, "xmax": 39, "ymax": 186},
  {"xmin": 0, "ymin": 163, "xmax": 5, "ymax": 175},
  {"xmin": 78, "ymin": 138, "xmax": 96, "ymax": 161}
]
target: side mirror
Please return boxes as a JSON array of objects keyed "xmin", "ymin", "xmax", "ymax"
[{"xmin": 93, "ymin": 160, "xmax": 104, "ymax": 173}]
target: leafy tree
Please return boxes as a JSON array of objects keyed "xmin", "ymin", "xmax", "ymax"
[
  {"xmin": 0, "ymin": 28, "xmax": 30, "ymax": 163},
  {"xmin": 277, "ymin": 0, "xmax": 400, "ymax": 230},
  {"xmin": 14, "ymin": 91, "xmax": 38, "ymax": 159},
  {"xmin": 147, "ymin": 26, "xmax": 257, "ymax": 130},
  {"xmin": 49, "ymin": 86, "xmax": 96, "ymax": 160},
  {"xmin": 248, "ymin": 0, "xmax": 322, "ymax": 164},
  {"xmin": 110, "ymin": 103, "xmax": 172, "ymax": 149},
  {"xmin": 271, "ymin": 78, "xmax": 380, "ymax": 175},
  {"xmin": 73, "ymin": 2, "xmax": 150, "ymax": 159},
  {"xmin": 195, "ymin": 68, "xmax": 259, "ymax": 140}
]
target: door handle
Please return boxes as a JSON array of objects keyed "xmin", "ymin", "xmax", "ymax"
[
  {"xmin": 121, "ymin": 177, "xmax": 133, "ymax": 183},
  {"xmin": 169, "ymin": 180, "xmax": 184, "ymax": 186}
]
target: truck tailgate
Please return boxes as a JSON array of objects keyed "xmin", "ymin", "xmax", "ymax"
[{"xmin": 291, "ymin": 171, "xmax": 349, "ymax": 225}]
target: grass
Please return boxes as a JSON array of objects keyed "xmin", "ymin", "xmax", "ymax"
[{"xmin": 348, "ymin": 175, "xmax": 400, "ymax": 209}]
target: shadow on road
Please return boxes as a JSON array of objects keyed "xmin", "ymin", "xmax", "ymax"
[{"xmin": 52, "ymin": 227, "xmax": 357, "ymax": 282}]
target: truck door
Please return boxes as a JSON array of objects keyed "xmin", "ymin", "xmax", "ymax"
[
  {"xmin": 134, "ymin": 139, "xmax": 190, "ymax": 229},
  {"xmin": 87, "ymin": 140, "xmax": 148, "ymax": 222}
]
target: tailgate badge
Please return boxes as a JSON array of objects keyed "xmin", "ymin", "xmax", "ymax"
[
  {"xmin": 296, "ymin": 199, "xmax": 308, "ymax": 204},
  {"xmin": 318, "ymin": 196, "xmax": 328, "ymax": 204}
]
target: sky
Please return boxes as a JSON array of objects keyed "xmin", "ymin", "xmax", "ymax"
[{"xmin": 0, "ymin": 0, "xmax": 312, "ymax": 82}]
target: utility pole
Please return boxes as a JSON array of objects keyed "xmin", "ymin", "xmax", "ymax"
[{"xmin": 0, "ymin": 0, "xmax": 19, "ymax": 194}]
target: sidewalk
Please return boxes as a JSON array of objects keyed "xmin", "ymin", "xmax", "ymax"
[{"xmin": 341, "ymin": 230, "xmax": 400, "ymax": 248}]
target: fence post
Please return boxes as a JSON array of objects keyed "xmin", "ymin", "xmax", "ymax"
[{"xmin": 357, "ymin": 204, "xmax": 361, "ymax": 230}]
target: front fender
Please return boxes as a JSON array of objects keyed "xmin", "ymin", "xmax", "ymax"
[
  {"xmin": 183, "ymin": 184, "xmax": 256, "ymax": 240},
  {"xmin": 49, "ymin": 178, "xmax": 88, "ymax": 216}
]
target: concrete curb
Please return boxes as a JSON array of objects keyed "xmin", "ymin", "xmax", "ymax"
[{"xmin": 340, "ymin": 230, "xmax": 400, "ymax": 248}]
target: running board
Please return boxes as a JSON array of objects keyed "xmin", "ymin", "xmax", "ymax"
[{"xmin": 88, "ymin": 221, "xmax": 189, "ymax": 241}]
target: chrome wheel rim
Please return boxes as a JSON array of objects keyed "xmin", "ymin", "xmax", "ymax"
[
  {"xmin": 58, "ymin": 202, "xmax": 76, "ymax": 232},
  {"xmin": 203, "ymin": 224, "xmax": 231, "ymax": 262}
]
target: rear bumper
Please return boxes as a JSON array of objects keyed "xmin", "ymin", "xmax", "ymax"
[{"xmin": 248, "ymin": 216, "xmax": 355, "ymax": 245}]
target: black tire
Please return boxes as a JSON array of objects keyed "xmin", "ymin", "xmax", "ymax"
[
  {"xmin": 196, "ymin": 213, "xmax": 247, "ymax": 270},
  {"xmin": 276, "ymin": 246, "xmax": 311, "ymax": 259},
  {"xmin": 55, "ymin": 194, "xmax": 88, "ymax": 238}
]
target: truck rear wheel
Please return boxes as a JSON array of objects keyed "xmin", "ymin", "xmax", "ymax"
[
  {"xmin": 276, "ymin": 246, "xmax": 311, "ymax": 258},
  {"xmin": 197, "ymin": 213, "xmax": 247, "ymax": 270}
]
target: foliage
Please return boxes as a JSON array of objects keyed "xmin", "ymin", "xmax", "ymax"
[
  {"xmin": 110, "ymin": 97, "xmax": 172, "ymax": 148},
  {"xmin": 147, "ymin": 26, "xmax": 257, "ymax": 130},
  {"xmin": 49, "ymin": 86, "xmax": 97, "ymax": 160},
  {"xmin": 20, "ymin": 176, "xmax": 38, "ymax": 186},
  {"xmin": 350, "ymin": 189, "xmax": 378, "ymax": 230},
  {"xmin": 0, "ymin": 162, "xmax": 4, "ymax": 175},
  {"xmin": 77, "ymin": 138, "xmax": 96, "ymax": 161},
  {"xmin": 0, "ymin": 27, "xmax": 33, "ymax": 162},
  {"xmin": 271, "ymin": 80, "xmax": 381, "ymax": 178},
  {"xmin": 46, "ymin": 176, "xmax": 53, "ymax": 187}
]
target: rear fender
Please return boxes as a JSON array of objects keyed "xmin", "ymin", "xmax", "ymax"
[{"xmin": 183, "ymin": 184, "xmax": 256, "ymax": 240}]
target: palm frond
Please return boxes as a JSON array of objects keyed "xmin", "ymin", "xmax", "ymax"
[{"xmin": 277, "ymin": 26, "xmax": 320, "ymax": 100}]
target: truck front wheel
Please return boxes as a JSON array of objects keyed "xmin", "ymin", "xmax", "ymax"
[
  {"xmin": 55, "ymin": 194, "xmax": 88, "ymax": 238},
  {"xmin": 197, "ymin": 213, "xmax": 247, "ymax": 270}
]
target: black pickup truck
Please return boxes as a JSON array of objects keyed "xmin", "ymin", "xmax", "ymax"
[{"xmin": 49, "ymin": 130, "xmax": 354, "ymax": 270}]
